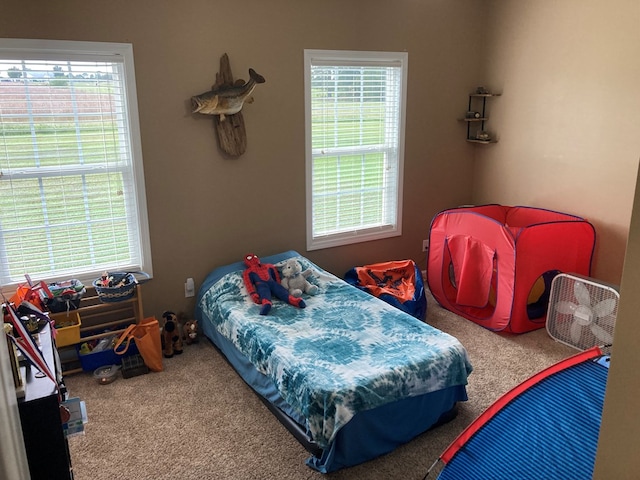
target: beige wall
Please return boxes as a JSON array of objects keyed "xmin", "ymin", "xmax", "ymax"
[
  {"xmin": 478, "ymin": 1, "xmax": 640, "ymax": 476},
  {"xmin": 0, "ymin": 0, "xmax": 484, "ymax": 318},
  {"xmin": 478, "ymin": 0, "xmax": 640, "ymax": 285}
]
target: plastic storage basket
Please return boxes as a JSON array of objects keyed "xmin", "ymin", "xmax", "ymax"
[
  {"xmin": 45, "ymin": 279, "xmax": 86, "ymax": 313},
  {"xmin": 93, "ymin": 271, "xmax": 149, "ymax": 303},
  {"xmin": 51, "ymin": 312, "xmax": 82, "ymax": 347},
  {"xmin": 78, "ymin": 341, "xmax": 140, "ymax": 372}
]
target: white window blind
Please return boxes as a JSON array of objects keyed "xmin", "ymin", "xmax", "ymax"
[
  {"xmin": 305, "ymin": 50, "xmax": 407, "ymax": 250},
  {"xmin": 0, "ymin": 39, "xmax": 152, "ymax": 287}
]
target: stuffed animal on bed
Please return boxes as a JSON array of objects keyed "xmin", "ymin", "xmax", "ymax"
[
  {"xmin": 280, "ymin": 259, "xmax": 319, "ymax": 297},
  {"xmin": 161, "ymin": 310, "xmax": 183, "ymax": 358},
  {"xmin": 242, "ymin": 253, "xmax": 306, "ymax": 315}
]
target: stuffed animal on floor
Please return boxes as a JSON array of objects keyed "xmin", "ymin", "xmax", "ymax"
[
  {"xmin": 183, "ymin": 319, "xmax": 199, "ymax": 345},
  {"xmin": 242, "ymin": 253, "xmax": 306, "ymax": 315},
  {"xmin": 280, "ymin": 258, "xmax": 318, "ymax": 298},
  {"xmin": 161, "ymin": 310, "xmax": 183, "ymax": 358}
]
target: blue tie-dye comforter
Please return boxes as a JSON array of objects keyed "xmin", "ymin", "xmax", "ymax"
[{"xmin": 198, "ymin": 255, "xmax": 472, "ymax": 449}]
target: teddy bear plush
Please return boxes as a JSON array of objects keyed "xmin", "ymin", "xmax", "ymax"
[
  {"xmin": 161, "ymin": 310, "xmax": 183, "ymax": 358},
  {"xmin": 183, "ymin": 319, "xmax": 199, "ymax": 345},
  {"xmin": 280, "ymin": 258, "xmax": 319, "ymax": 298}
]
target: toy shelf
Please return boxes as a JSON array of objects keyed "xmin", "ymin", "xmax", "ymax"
[{"xmin": 55, "ymin": 286, "xmax": 144, "ymax": 375}]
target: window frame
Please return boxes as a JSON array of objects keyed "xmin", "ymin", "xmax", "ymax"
[
  {"xmin": 0, "ymin": 38, "xmax": 152, "ymax": 291},
  {"xmin": 304, "ymin": 49, "xmax": 407, "ymax": 251}
]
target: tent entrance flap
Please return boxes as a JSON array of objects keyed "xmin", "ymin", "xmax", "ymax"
[{"xmin": 446, "ymin": 235, "xmax": 494, "ymax": 308}]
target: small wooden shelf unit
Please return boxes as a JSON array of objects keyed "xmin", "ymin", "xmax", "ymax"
[{"xmin": 54, "ymin": 286, "xmax": 144, "ymax": 374}]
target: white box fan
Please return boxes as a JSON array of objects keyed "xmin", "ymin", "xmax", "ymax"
[{"xmin": 546, "ymin": 273, "xmax": 618, "ymax": 352}]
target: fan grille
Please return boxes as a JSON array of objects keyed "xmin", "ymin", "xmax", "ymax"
[{"xmin": 547, "ymin": 273, "xmax": 619, "ymax": 351}]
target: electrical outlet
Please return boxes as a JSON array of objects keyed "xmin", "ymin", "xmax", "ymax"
[
  {"xmin": 184, "ymin": 277, "xmax": 195, "ymax": 298},
  {"xmin": 422, "ymin": 239, "xmax": 429, "ymax": 252}
]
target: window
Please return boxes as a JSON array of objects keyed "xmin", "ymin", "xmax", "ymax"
[
  {"xmin": 0, "ymin": 39, "xmax": 152, "ymax": 288},
  {"xmin": 304, "ymin": 49, "xmax": 407, "ymax": 251}
]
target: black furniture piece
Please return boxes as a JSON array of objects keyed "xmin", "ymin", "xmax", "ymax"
[{"xmin": 17, "ymin": 323, "xmax": 73, "ymax": 480}]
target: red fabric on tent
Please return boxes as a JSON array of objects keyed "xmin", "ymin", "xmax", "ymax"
[
  {"xmin": 427, "ymin": 205, "xmax": 596, "ymax": 333},
  {"xmin": 446, "ymin": 235, "xmax": 494, "ymax": 308}
]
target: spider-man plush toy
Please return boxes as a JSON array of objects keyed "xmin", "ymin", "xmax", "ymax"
[{"xmin": 242, "ymin": 253, "xmax": 306, "ymax": 315}]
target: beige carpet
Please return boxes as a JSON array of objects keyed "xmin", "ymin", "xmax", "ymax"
[{"xmin": 65, "ymin": 292, "xmax": 575, "ymax": 480}]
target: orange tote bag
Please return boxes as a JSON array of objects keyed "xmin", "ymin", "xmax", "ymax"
[{"xmin": 115, "ymin": 317, "xmax": 163, "ymax": 372}]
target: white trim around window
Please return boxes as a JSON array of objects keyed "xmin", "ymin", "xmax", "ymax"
[
  {"xmin": 0, "ymin": 39, "xmax": 152, "ymax": 291},
  {"xmin": 304, "ymin": 49, "xmax": 407, "ymax": 251}
]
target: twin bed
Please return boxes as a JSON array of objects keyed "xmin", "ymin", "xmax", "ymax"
[{"xmin": 195, "ymin": 251, "xmax": 472, "ymax": 473}]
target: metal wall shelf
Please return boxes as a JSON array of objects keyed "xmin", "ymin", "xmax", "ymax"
[{"xmin": 461, "ymin": 91, "xmax": 501, "ymax": 144}]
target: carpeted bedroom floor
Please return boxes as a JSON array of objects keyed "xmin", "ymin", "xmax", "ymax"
[{"xmin": 65, "ymin": 291, "xmax": 576, "ymax": 480}]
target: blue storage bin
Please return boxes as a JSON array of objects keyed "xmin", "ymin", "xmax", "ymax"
[{"xmin": 77, "ymin": 341, "xmax": 139, "ymax": 372}]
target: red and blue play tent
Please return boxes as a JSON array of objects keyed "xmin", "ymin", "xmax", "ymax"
[{"xmin": 427, "ymin": 204, "xmax": 596, "ymax": 333}]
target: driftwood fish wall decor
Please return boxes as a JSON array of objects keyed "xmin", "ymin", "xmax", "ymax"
[
  {"xmin": 192, "ymin": 54, "xmax": 265, "ymax": 157},
  {"xmin": 191, "ymin": 68, "xmax": 265, "ymax": 121}
]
